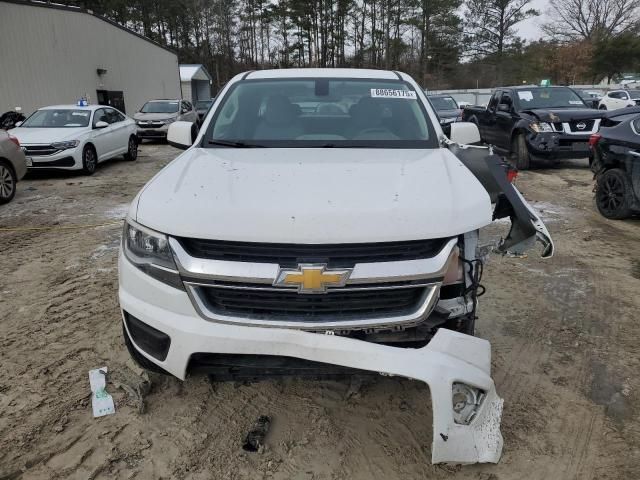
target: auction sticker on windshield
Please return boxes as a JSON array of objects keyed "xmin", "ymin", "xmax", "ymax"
[
  {"xmin": 370, "ymin": 89, "xmax": 417, "ymax": 99},
  {"xmin": 517, "ymin": 91, "xmax": 533, "ymax": 101}
]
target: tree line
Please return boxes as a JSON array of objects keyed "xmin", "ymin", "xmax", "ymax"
[{"xmin": 72, "ymin": 0, "xmax": 640, "ymax": 91}]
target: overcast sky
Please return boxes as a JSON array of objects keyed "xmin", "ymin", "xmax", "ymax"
[{"xmin": 517, "ymin": 0, "xmax": 547, "ymax": 41}]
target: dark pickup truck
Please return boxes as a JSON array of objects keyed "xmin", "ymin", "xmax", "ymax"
[{"xmin": 462, "ymin": 86, "xmax": 605, "ymax": 169}]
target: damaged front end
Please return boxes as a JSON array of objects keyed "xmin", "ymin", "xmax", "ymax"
[
  {"xmin": 305, "ymin": 327, "xmax": 504, "ymax": 464},
  {"xmin": 449, "ymin": 144, "xmax": 554, "ymax": 259}
]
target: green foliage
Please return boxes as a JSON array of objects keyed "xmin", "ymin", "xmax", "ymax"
[{"xmin": 591, "ymin": 32, "xmax": 640, "ymax": 82}]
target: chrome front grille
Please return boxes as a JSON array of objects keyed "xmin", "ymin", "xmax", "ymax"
[
  {"xmin": 137, "ymin": 121, "xmax": 164, "ymax": 128},
  {"xmin": 176, "ymin": 237, "xmax": 449, "ymax": 268},
  {"xmin": 23, "ymin": 144, "xmax": 60, "ymax": 156},
  {"xmin": 169, "ymin": 237, "xmax": 456, "ymax": 331}
]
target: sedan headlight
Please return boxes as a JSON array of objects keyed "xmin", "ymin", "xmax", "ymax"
[
  {"xmin": 123, "ymin": 219, "xmax": 183, "ymax": 289},
  {"xmin": 51, "ymin": 140, "xmax": 80, "ymax": 150},
  {"xmin": 530, "ymin": 122, "xmax": 554, "ymax": 133}
]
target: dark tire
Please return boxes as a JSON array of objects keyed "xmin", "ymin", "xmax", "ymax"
[
  {"xmin": 82, "ymin": 144, "xmax": 97, "ymax": 175},
  {"xmin": 0, "ymin": 161, "xmax": 17, "ymax": 204},
  {"xmin": 595, "ymin": 168, "xmax": 634, "ymax": 219},
  {"xmin": 122, "ymin": 323, "xmax": 169, "ymax": 375},
  {"xmin": 512, "ymin": 134, "xmax": 531, "ymax": 170},
  {"xmin": 599, "ymin": 104, "xmax": 607, "ymax": 110},
  {"xmin": 124, "ymin": 135, "xmax": 138, "ymax": 161}
]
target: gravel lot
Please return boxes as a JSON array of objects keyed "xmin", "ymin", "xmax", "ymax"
[{"xmin": 1, "ymin": 144, "xmax": 639, "ymax": 479}]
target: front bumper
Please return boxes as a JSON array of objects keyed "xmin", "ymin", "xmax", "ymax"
[
  {"xmin": 137, "ymin": 125, "xmax": 169, "ymax": 139},
  {"xmin": 525, "ymin": 131, "xmax": 592, "ymax": 160},
  {"xmin": 119, "ymin": 253, "xmax": 503, "ymax": 464},
  {"xmin": 23, "ymin": 146, "xmax": 82, "ymax": 170}
]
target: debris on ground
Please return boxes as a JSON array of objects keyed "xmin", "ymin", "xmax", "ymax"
[
  {"xmin": 243, "ymin": 416, "xmax": 272, "ymax": 452},
  {"xmin": 89, "ymin": 367, "xmax": 116, "ymax": 418}
]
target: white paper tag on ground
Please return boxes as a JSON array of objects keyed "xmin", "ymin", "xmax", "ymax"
[
  {"xmin": 370, "ymin": 88, "xmax": 417, "ymax": 99},
  {"xmin": 89, "ymin": 367, "xmax": 115, "ymax": 417}
]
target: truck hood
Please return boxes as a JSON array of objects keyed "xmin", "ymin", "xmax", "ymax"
[
  {"xmin": 521, "ymin": 108, "xmax": 605, "ymax": 123},
  {"xmin": 9, "ymin": 127, "xmax": 87, "ymax": 144},
  {"xmin": 133, "ymin": 148, "xmax": 493, "ymax": 243}
]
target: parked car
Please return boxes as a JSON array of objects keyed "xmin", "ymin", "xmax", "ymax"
[
  {"xmin": 426, "ymin": 94, "xmax": 461, "ymax": 136},
  {"xmin": 194, "ymin": 99, "xmax": 214, "ymax": 124},
  {"xmin": 0, "ymin": 108, "xmax": 26, "ymax": 130},
  {"xmin": 574, "ymin": 89, "xmax": 602, "ymax": 109},
  {"xmin": 462, "ymin": 86, "xmax": 604, "ymax": 169},
  {"xmin": 598, "ymin": 90, "xmax": 640, "ymax": 110},
  {"xmin": 9, "ymin": 105, "xmax": 138, "ymax": 175},
  {"xmin": 0, "ymin": 130, "xmax": 27, "ymax": 203},
  {"xmin": 118, "ymin": 68, "xmax": 555, "ymax": 465},
  {"xmin": 134, "ymin": 99, "xmax": 198, "ymax": 141},
  {"xmin": 589, "ymin": 107, "xmax": 640, "ymax": 219}
]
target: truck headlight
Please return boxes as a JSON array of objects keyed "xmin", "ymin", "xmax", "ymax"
[
  {"xmin": 123, "ymin": 219, "xmax": 183, "ymax": 289},
  {"xmin": 51, "ymin": 140, "xmax": 80, "ymax": 150},
  {"xmin": 530, "ymin": 122, "xmax": 554, "ymax": 133}
]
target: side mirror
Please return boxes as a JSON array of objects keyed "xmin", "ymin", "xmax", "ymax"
[
  {"xmin": 14, "ymin": 121, "xmax": 23, "ymax": 127},
  {"xmin": 497, "ymin": 103, "xmax": 511, "ymax": 112},
  {"xmin": 95, "ymin": 121, "xmax": 109, "ymax": 129},
  {"xmin": 449, "ymin": 122, "xmax": 481, "ymax": 144},
  {"xmin": 167, "ymin": 121, "xmax": 194, "ymax": 150}
]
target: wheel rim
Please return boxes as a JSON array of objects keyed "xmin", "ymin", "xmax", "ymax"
[
  {"xmin": 85, "ymin": 149, "xmax": 96, "ymax": 171},
  {"xmin": 597, "ymin": 175, "xmax": 625, "ymax": 213},
  {"xmin": 129, "ymin": 138, "xmax": 137, "ymax": 159},
  {"xmin": 0, "ymin": 165, "xmax": 14, "ymax": 199}
]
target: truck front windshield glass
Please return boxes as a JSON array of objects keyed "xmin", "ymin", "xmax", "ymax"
[
  {"xmin": 140, "ymin": 101, "xmax": 179, "ymax": 113},
  {"xmin": 205, "ymin": 78, "xmax": 436, "ymax": 148},
  {"xmin": 21, "ymin": 109, "xmax": 91, "ymax": 128},
  {"xmin": 516, "ymin": 88, "xmax": 587, "ymax": 109}
]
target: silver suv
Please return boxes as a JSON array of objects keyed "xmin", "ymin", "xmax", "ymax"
[{"xmin": 134, "ymin": 99, "xmax": 198, "ymax": 141}]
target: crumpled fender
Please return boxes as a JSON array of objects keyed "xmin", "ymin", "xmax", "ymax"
[{"xmin": 449, "ymin": 145, "xmax": 554, "ymax": 258}]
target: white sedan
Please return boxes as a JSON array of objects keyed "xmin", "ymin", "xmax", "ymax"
[{"xmin": 10, "ymin": 104, "xmax": 138, "ymax": 175}]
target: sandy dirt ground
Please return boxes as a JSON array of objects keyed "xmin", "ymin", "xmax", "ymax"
[{"xmin": 1, "ymin": 144, "xmax": 639, "ymax": 480}]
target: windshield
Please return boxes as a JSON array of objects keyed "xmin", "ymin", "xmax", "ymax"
[
  {"xmin": 21, "ymin": 109, "xmax": 91, "ymax": 128},
  {"xmin": 140, "ymin": 101, "xmax": 179, "ymax": 114},
  {"xmin": 196, "ymin": 100, "xmax": 213, "ymax": 110},
  {"xmin": 429, "ymin": 96, "xmax": 458, "ymax": 111},
  {"xmin": 515, "ymin": 88, "xmax": 587, "ymax": 109},
  {"xmin": 205, "ymin": 78, "xmax": 436, "ymax": 148}
]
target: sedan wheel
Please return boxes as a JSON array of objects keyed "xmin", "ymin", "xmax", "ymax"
[
  {"xmin": 124, "ymin": 136, "xmax": 138, "ymax": 161},
  {"xmin": 82, "ymin": 146, "xmax": 97, "ymax": 175},
  {"xmin": 596, "ymin": 168, "xmax": 633, "ymax": 219},
  {"xmin": 0, "ymin": 163, "xmax": 16, "ymax": 204}
]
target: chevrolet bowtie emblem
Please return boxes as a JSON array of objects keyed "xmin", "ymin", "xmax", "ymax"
[{"xmin": 274, "ymin": 264, "xmax": 352, "ymax": 294}]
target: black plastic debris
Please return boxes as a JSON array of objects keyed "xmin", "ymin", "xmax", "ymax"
[{"xmin": 242, "ymin": 415, "xmax": 271, "ymax": 452}]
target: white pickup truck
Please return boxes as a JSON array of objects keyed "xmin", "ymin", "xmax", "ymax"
[{"xmin": 118, "ymin": 69, "xmax": 553, "ymax": 464}]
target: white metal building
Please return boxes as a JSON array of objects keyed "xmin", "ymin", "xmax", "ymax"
[
  {"xmin": 0, "ymin": 0, "xmax": 181, "ymax": 115},
  {"xmin": 179, "ymin": 65, "xmax": 213, "ymax": 104}
]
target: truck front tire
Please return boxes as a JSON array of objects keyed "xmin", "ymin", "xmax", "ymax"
[{"xmin": 512, "ymin": 134, "xmax": 531, "ymax": 170}]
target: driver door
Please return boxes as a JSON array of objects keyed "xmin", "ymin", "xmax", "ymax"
[{"xmin": 90, "ymin": 108, "xmax": 113, "ymax": 160}]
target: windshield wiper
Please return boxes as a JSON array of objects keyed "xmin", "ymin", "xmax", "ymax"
[
  {"xmin": 207, "ymin": 140, "xmax": 264, "ymax": 148},
  {"xmin": 318, "ymin": 143, "xmax": 369, "ymax": 148}
]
